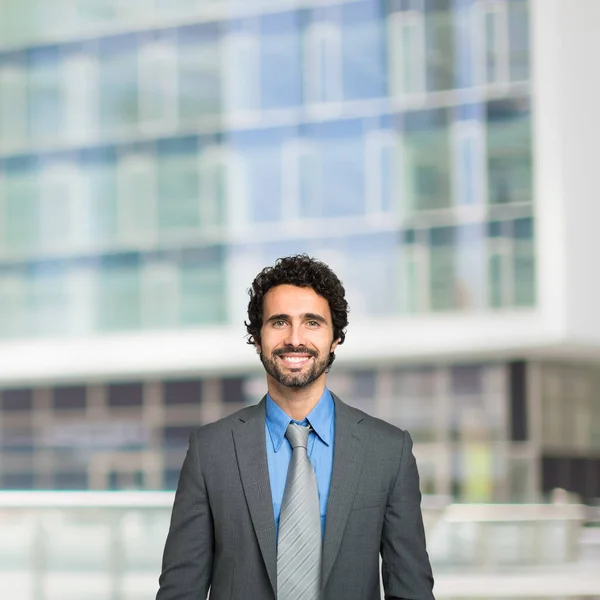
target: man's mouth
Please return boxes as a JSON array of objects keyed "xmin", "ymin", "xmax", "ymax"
[{"xmin": 278, "ymin": 354, "xmax": 313, "ymax": 368}]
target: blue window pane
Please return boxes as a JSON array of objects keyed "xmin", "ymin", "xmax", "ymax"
[
  {"xmin": 3, "ymin": 155, "xmax": 40, "ymax": 251},
  {"xmin": 98, "ymin": 34, "xmax": 139, "ymax": 132},
  {"xmin": 513, "ymin": 217, "xmax": 534, "ymax": 240},
  {"xmin": 177, "ymin": 24, "xmax": 222, "ymax": 120},
  {"xmin": 80, "ymin": 146, "xmax": 119, "ymax": 244},
  {"xmin": 1, "ymin": 472, "xmax": 35, "ymax": 489},
  {"xmin": 508, "ymin": 0, "xmax": 530, "ymax": 82},
  {"xmin": 0, "ymin": 427, "xmax": 35, "ymax": 453},
  {"xmin": 157, "ymin": 136, "xmax": 200, "ymax": 231},
  {"xmin": 259, "ymin": 12, "xmax": 302, "ymax": 109},
  {"xmin": 487, "ymin": 99, "xmax": 532, "ymax": 204},
  {"xmin": 425, "ymin": 8, "xmax": 454, "ymax": 92},
  {"xmin": 53, "ymin": 471, "xmax": 89, "ymax": 490},
  {"xmin": 403, "ymin": 108, "xmax": 452, "ymax": 212},
  {"xmin": 455, "ymin": 224, "xmax": 486, "ymax": 309},
  {"xmin": 27, "ymin": 46, "xmax": 63, "ymax": 139},
  {"xmin": 320, "ymin": 136, "xmax": 364, "ymax": 217},
  {"xmin": 27, "ymin": 261, "xmax": 70, "ymax": 337},
  {"xmin": 429, "ymin": 226, "xmax": 456, "ymax": 311},
  {"xmin": 98, "ymin": 253, "xmax": 141, "ymax": 331},
  {"xmin": 342, "ymin": 3, "xmax": 386, "ymax": 100},
  {"xmin": 178, "ymin": 247, "xmax": 226, "ymax": 326}
]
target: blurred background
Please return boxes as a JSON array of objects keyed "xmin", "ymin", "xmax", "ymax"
[{"xmin": 0, "ymin": 0, "xmax": 598, "ymax": 598}]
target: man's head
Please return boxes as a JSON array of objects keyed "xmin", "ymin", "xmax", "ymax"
[{"xmin": 246, "ymin": 255, "xmax": 349, "ymax": 389}]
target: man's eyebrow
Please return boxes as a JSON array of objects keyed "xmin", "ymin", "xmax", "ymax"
[
  {"xmin": 303, "ymin": 313, "xmax": 327, "ymax": 324},
  {"xmin": 265, "ymin": 313, "xmax": 290, "ymax": 324},
  {"xmin": 264, "ymin": 313, "xmax": 328, "ymax": 324}
]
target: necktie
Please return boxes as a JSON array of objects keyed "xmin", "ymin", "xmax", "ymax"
[{"xmin": 277, "ymin": 422, "xmax": 322, "ymax": 600}]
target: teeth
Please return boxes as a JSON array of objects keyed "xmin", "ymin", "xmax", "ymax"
[{"xmin": 282, "ymin": 356, "xmax": 309, "ymax": 363}]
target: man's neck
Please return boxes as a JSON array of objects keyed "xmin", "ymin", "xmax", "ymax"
[{"xmin": 267, "ymin": 377, "xmax": 326, "ymax": 421}]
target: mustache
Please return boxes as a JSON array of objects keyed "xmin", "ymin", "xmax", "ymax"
[{"xmin": 273, "ymin": 345, "xmax": 318, "ymax": 358}]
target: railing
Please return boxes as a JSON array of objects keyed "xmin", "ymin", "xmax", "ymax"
[{"xmin": 0, "ymin": 491, "xmax": 598, "ymax": 600}]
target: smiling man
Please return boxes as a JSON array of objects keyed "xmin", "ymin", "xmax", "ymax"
[{"xmin": 156, "ymin": 255, "xmax": 435, "ymax": 600}]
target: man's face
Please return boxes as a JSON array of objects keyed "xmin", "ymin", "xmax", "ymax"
[{"xmin": 257, "ymin": 284, "xmax": 339, "ymax": 389}]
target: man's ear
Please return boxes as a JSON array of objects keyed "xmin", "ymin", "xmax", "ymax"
[{"xmin": 330, "ymin": 338, "xmax": 341, "ymax": 352}]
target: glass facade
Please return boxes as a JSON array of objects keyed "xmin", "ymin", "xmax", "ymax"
[
  {"xmin": 0, "ymin": 0, "xmax": 534, "ymax": 340},
  {"xmin": 0, "ymin": 360, "xmax": 549, "ymax": 503}
]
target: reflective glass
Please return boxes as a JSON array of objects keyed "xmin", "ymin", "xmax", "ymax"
[
  {"xmin": 177, "ymin": 24, "xmax": 222, "ymax": 122},
  {"xmin": 487, "ymin": 99, "xmax": 532, "ymax": 205},
  {"xmin": 403, "ymin": 109, "xmax": 451, "ymax": 213}
]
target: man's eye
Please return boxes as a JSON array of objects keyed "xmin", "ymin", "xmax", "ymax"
[
  {"xmin": 273, "ymin": 320, "xmax": 286, "ymax": 327},
  {"xmin": 307, "ymin": 321, "xmax": 319, "ymax": 327}
]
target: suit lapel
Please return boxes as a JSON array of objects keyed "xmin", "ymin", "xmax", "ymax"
[
  {"xmin": 232, "ymin": 398, "xmax": 277, "ymax": 595},
  {"xmin": 322, "ymin": 395, "xmax": 366, "ymax": 590}
]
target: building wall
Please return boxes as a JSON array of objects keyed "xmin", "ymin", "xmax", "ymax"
[
  {"xmin": 0, "ymin": 360, "xmax": 541, "ymax": 502},
  {"xmin": 0, "ymin": 0, "xmax": 534, "ymax": 344}
]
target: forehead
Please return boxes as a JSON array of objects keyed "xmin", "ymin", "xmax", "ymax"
[{"xmin": 263, "ymin": 285, "xmax": 331, "ymax": 318}]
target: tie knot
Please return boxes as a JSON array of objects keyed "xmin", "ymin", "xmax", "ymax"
[{"xmin": 285, "ymin": 422, "xmax": 310, "ymax": 449}]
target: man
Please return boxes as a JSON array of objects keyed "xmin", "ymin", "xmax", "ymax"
[{"xmin": 156, "ymin": 255, "xmax": 434, "ymax": 600}]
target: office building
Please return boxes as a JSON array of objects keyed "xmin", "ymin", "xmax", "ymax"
[{"xmin": 0, "ymin": 0, "xmax": 598, "ymax": 503}]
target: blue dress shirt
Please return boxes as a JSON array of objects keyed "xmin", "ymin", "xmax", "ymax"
[{"xmin": 265, "ymin": 388, "xmax": 335, "ymax": 539}]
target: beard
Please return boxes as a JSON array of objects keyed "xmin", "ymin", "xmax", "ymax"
[{"xmin": 260, "ymin": 345, "xmax": 330, "ymax": 389}]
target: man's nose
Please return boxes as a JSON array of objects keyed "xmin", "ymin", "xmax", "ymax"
[{"xmin": 284, "ymin": 323, "xmax": 305, "ymax": 348}]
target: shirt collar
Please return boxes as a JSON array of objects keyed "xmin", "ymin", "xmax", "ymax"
[{"xmin": 266, "ymin": 388, "xmax": 334, "ymax": 452}]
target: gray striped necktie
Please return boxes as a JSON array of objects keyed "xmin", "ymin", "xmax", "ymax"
[{"xmin": 277, "ymin": 422, "xmax": 322, "ymax": 600}]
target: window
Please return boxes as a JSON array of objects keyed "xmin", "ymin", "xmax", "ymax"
[
  {"xmin": 388, "ymin": 11, "xmax": 425, "ymax": 97},
  {"xmin": 80, "ymin": 146, "xmax": 119, "ymax": 246},
  {"xmin": 38, "ymin": 157, "xmax": 81, "ymax": 251},
  {"xmin": 424, "ymin": 6, "xmax": 454, "ymax": 92},
  {"xmin": 508, "ymin": 0, "xmax": 530, "ymax": 82},
  {"xmin": 199, "ymin": 147, "xmax": 228, "ymax": 230},
  {"xmin": 27, "ymin": 46, "xmax": 63, "ymax": 141},
  {"xmin": 178, "ymin": 248, "xmax": 226, "ymax": 326},
  {"xmin": 163, "ymin": 425, "xmax": 193, "ymax": 450},
  {"xmin": 487, "ymin": 99, "xmax": 532, "ymax": 205},
  {"xmin": 2, "ymin": 388, "xmax": 33, "ymax": 412},
  {"xmin": 319, "ymin": 133, "xmax": 365, "ymax": 218},
  {"xmin": 63, "ymin": 43, "xmax": 99, "ymax": 144},
  {"xmin": 141, "ymin": 260, "xmax": 179, "ymax": 329},
  {"xmin": 177, "ymin": 24, "xmax": 222, "ymax": 122},
  {"xmin": 164, "ymin": 379, "xmax": 203, "ymax": 406},
  {"xmin": 365, "ymin": 131, "xmax": 399, "ymax": 215},
  {"xmin": 455, "ymin": 223, "xmax": 486, "ymax": 310},
  {"xmin": 138, "ymin": 31, "xmax": 178, "ymax": 131},
  {"xmin": 453, "ymin": 119, "xmax": 485, "ymax": 206},
  {"xmin": 27, "ymin": 262, "xmax": 70, "ymax": 337},
  {"xmin": 403, "ymin": 109, "xmax": 452, "ymax": 213},
  {"xmin": 305, "ymin": 24, "xmax": 342, "ymax": 105},
  {"xmin": 98, "ymin": 34, "xmax": 139, "ymax": 134},
  {"xmin": 117, "ymin": 147, "xmax": 156, "ymax": 242},
  {"xmin": 221, "ymin": 378, "xmax": 247, "ymax": 404},
  {"xmin": 108, "ymin": 382, "xmax": 144, "ymax": 408},
  {"xmin": 0, "ymin": 54, "xmax": 28, "ymax": 150},
  {"xmin": 342, "ymin": 9, "xmax": 385, "ymax": 100},
  {"xmin": 474, "ymin": 0, "xmax": 509, "ymax": 85},
  {"xmin": 3, "ymin": 156, "xmax": 40, "ymax": 252},
  {"xmin": 0, "ymin": 271, "xmax": 26, "ymax": 338},
  {"xmin": 223, "ymin": 33, "xmax": 260, "ymax": 118},
  {"xmin": 53, "ymin": 386, "xmax": 87, "ymax": 411},
  {"xmin": 513, "ymin": 217, "xmax": 535, "ymax": 306},
  {"xmin": 156, "ymin": 136, "xmax": 200, "ymax": 234},
  {"xmin": 98, "ymin": 253, "xmax": 141, "ymax": 331},
  {"xmin": 429, "ymin": 226, "xmax": 456, "ymax": 311},
  {"xmin": 259, "ymin": 11, "xmax": 302, "ymax": 109}
]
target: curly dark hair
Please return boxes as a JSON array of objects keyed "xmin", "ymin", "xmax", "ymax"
[{"xmin": 245, "ymin": 255, "xmax": 349, "ymax": 367}]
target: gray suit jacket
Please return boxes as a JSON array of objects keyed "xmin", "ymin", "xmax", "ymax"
[{"xmin": 156, "ymin": 394, "xmax": 434, "ymax": 600}]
